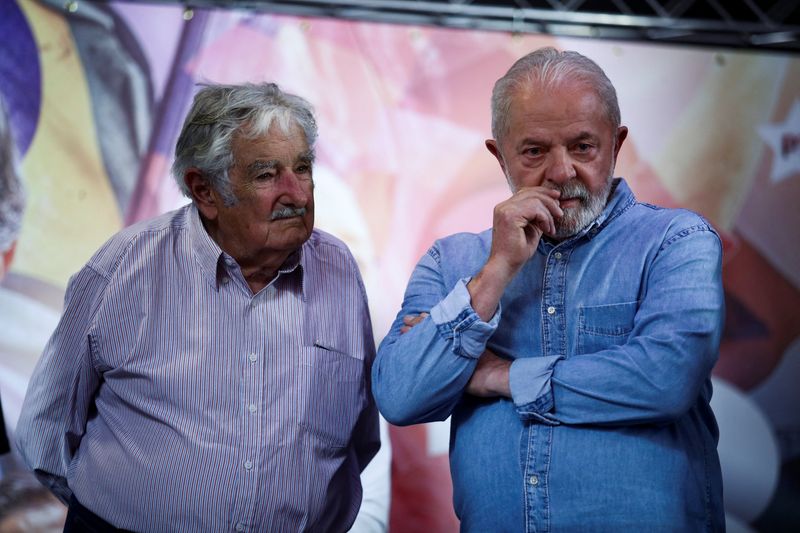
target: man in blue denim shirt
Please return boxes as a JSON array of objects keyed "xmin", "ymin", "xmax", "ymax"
[{"xmin": 373, "ymin": 48, "xmax": 724, "ymax": 531}]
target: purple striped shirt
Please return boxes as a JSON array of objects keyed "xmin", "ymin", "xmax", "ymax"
[{"xmin": 16, "ymin": 204, "xmax": 380, "ymax": 532}]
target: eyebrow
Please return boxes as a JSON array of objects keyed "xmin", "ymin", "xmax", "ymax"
[
  {"xmin": 297, "ymin": 150, "xmax": 315, "ymax": 164},
  {"xmin": 243, "ymin": 150, "xmax": 316, "ymax": 174},
  {"xmin": 245, "ymin": 160, "xmax": 278, "ymax": 174},
  {"xmin": 569, "ymin": 131, "xmax": 600, "ymax": 143},
  {"xmin": 516, "ymin": 131, "xmax": 600, "ymax": 151}
]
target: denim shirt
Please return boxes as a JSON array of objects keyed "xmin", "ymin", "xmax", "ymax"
[{"xmin": 373, "ymin": 179, "xmax": 725, "ymax": 532}]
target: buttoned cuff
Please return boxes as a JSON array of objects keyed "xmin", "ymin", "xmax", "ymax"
[
  {"xmin": 430, "ymin": 277, "xmax": 500, "ymax": 359},
  {"xmin": 509, "ymin": 356, "xmax": 563, "ymax": 423}
]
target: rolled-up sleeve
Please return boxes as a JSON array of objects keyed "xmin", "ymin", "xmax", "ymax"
[
  {"xmin": 508, "ymin": 355, "xmax": 563, "ymax": 423},
  {"xmin": 373, "ymin": 248, "xmax": 498, "ymax": 426},
  {"xmin": 429, "ymin": 278, "xmax": 500, "ymax": 358}
]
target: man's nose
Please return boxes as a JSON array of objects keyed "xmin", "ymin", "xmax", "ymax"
[
  {"xmin": 544, "ymin": 148, "xmax": 576, "ymax": 185},
  {"xmin": 276, "ymin": 170, "xmax": 310, "ymax": 206}
]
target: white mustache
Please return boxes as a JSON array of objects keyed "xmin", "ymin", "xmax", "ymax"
[
  {"xmin": 270, "ymin": 207, "xmax": 307, "ymax": 220},
  {"xmin": 549, "ymin": 180, "xmax": 589, "ymax": 202}
]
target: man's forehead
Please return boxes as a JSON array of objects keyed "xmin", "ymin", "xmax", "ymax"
[
  {"xmin": 506, "ymin": 84, "xmax": 613, "ymax": 136},
  {"xmin": 232, "ymin": 123, "xmax": 310, "ymax": 154},
  {"xmin": 512, "ymin": 79, "xmax": 602, "ymax": 108}
]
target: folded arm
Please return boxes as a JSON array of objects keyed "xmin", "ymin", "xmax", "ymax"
[{"xmin": 372, "ymin": 249, "xmax": 501, "ymax": 425}]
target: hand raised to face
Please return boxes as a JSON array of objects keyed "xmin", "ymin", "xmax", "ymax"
[{"xmin": 487, "ymin": 186, "xmax": 563, "ymax": 281}]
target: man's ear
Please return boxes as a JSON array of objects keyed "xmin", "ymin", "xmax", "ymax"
[
  {"xmin": 613, "ymin": 126, "xmax": 629, "ymax": 159},
  {"xmin": 485, "ymin": 139, "xmax": 507, "ymax": 175},
  {"xmin": 184, "ymin": 169, "xmax": 219, "ymax": 220}
]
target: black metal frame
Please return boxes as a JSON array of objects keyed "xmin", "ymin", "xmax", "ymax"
[{"xmin": 124, "ymin": 0, "xmax": 800, "ymax": 53}]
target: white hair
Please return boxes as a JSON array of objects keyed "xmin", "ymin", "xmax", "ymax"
[{"xmin": 171, "ymin": 82, "xmax": 318, "ymax": 206}]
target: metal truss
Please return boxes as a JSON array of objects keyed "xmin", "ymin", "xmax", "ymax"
[{"xmin": 164, "ymin": 0, "xmax": 800, "ymax": 53}]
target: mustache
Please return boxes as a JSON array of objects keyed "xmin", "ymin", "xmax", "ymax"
[
  {"xmin": 270, "ymin": 207, "xmax": 307, "ymax": 220},
  {"xmin": 547, "ymin": 180, "xmax": 590, "ymax": 201}
]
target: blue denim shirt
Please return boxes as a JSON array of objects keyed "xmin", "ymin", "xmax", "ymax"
[{"xmin": 373, "ymin": 179, "xmax": 725, "ymax": 532}]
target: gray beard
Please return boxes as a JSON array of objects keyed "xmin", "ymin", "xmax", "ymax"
[{"xmin": 548, "ymin": 176, "xmax": 613, "ymax": 239}]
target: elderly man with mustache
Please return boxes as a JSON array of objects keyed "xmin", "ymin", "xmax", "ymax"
[
  {"xmin": 17, "ymin": 82, "xmax": 380, "ymax": 532},
  {"xmin": 373, "ymin": 47, "xmax": 724, "ymax": 532}
]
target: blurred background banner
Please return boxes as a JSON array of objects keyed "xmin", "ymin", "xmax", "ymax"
[{"xmin": 1, "ymin": 0, "xmax": 798, "ymax": 530}]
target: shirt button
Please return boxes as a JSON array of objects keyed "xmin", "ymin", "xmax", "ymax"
[
  {"xmin": 248, "ymin": 404, "xmax": 257, "ymax": 414},
  {"xmin": 529, "ymin": 475, "xmax": 539, "ymax": 486},
  {"xmin": 554, "ymin": 252, "xmax": 562, "ymax": 259},
  {"xmin": 244, "ymin": 460, "xmax": 253, "ymax": 470},
  {"xmin": 547, "ymin": 306, "xmax": 556, "ymax": 315},
  {"xmin": 235, "ymin": 523, "xmax": 245, "ymax": 532},
  {"xmin": 248, "ymin": 353, "xmax": 257, "ymax": 363},
  {"xmin": 221, "ymin": 277, "xmax": 230, "ymax": 285}
]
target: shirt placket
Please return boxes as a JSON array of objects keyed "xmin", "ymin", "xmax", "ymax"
[
  {"xmin": 524, "ymin": 245, "xmax": 569, "ymax": 533},
  {"xmin": 230, "ymin": 288, "xmax": 267, "ymax": 532}
]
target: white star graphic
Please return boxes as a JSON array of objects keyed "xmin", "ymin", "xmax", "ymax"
[{"xmin": 758, "ymin": 99, "xmax": 800, "ymax": 184}]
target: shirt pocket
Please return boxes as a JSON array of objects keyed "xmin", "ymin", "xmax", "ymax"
[
  {"xmin": 295, "ymin": 345, "xmax": 364, "ymax": 448},
  {"xmin": 576, "ymin": 300, "xmax": 639, "ymax": 355}
]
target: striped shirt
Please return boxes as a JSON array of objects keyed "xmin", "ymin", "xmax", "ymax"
[{"xmin": 16, "ymin": 204, "xmax": 380, "ymax": 532}]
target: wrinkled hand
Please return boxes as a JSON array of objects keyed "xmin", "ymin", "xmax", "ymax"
[
  {"xmin": 400, "ymin": 312, "xmax": 429, "ymax": 334},
  {"xmin": 466, "ymin": 350, "xmax": 511, "ymax": 398},
  {"xmin": 488, "ymin": 187, "xmax": 563, "ymax": 278}
]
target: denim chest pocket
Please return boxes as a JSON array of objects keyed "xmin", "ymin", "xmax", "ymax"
[
  {"xmin": 296, "ymin": 345, "xmax": 363, "ymax": 448},
  {"xmin": 576, "ymin": 300, "xmax": 639, "ymax": 355}
]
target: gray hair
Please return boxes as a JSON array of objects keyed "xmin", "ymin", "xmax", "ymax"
[
  {"xmin": 171, "ymin": 82, "xmax": 318, "ymax": 205},
  {"xmin": 0, "ymin": 96, "xmax": 25, "ymax": 252},
  {"xmin": 491, "ymin": 47, "xmax": 621, "ymax": 144}
]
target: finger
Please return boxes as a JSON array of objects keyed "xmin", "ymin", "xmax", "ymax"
[
  {"xmin": 530, "ymin": 190, "xmax": 564, "ymax": 219},
  {"xmin": 402, "ymin": 315, "xmax": 421, "ymax": 326},
  {"xmin": 403, "ymin": 313, "xmax": 429, "ymax": 325},
  {"xmin": 527, "ymin": 208, "xmax": 555, "ymax": 236},
  {"xmin": 510, "ymin": 190, "xmax": 564, "ymax": 222}
]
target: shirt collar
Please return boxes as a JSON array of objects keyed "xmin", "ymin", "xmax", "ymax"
[
  {"xmin": 278, "ymin": 248, "xmax": 306, "ymax": 301},
  {"xmin": 586, "ymin": 177, "xmax": 636, "ymax": 236},
  {"xmin": 188, "ymin": 204, "xmax": 226, "ymax": 289}
]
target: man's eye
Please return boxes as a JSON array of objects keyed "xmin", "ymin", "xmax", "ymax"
[
  {"xmin": 256, "ymin": 172, "xmax": 276, "ymax": 181},
  {"xmin": 575, "ymin": 143, "xmax": 593, "ymax": 152},
  {"xmin": 295, "ymin": 164, "xmax": 311, "ymax": 174},
  {"xmin": 524, "ymin": 147, "xmax": 542, "ymax": 156}
]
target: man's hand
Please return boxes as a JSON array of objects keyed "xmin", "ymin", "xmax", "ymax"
[
  {"xmin": 466, "ymin": 350, "xmax": 511, "ymax": 398},
  {"xmin": 489, "ymin": 187, "xmax": 563, "ymax": 275},
  {"xmin": 400, "ymin": 312, "xmax": 428, "ymax": 334},
  {"xmin": 468, "ymin": 187, "xmax": 563, "ymax": 322}
]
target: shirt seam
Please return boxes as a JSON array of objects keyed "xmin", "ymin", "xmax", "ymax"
[{"xmin": 659, "ymin": 223, "xmax": 715, "ymax": 252}]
